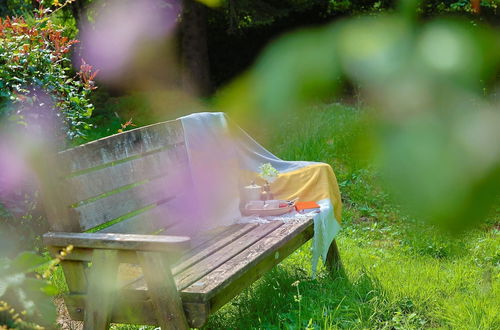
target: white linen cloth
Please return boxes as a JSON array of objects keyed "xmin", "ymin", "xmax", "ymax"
[{"xmin": 179, "ymin": 112, "xmax": 341, "ymax": 275}]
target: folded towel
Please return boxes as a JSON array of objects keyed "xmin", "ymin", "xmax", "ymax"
[{"xmin": 295, "ymin": 201, "xmax": 320, "ymax": 212}]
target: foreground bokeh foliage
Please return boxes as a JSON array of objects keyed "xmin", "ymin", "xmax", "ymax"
[
  {"xmin": 0, "ymin": 0, "xmax": 498, "ymax": 328},
  {"xmin": 0, "ymin": 0, "xmax": 98, "ymax": 232},
  {"xmin": 0, "ymin": 2, "xmax": 98, "ymax": 328},
  {"xmin": 218, "ymin": 2, "xmax": 500, "ymax": 233},
  {"xmin": 0, "ymin": 252, "xmax": 57, "ymax": 328},
  {"xmin": 0, "ymin": 0, "xmax": 98, "ymax": 250}
]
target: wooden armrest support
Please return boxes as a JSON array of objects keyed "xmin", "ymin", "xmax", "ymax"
[{"xmin": 43, "ymin": 232, "xmax": 191, "ymax": 252}]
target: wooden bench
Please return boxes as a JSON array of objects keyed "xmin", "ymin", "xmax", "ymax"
[{"xmin": 40, "ymin": 119, "xmax": 341, "ymax": 329}]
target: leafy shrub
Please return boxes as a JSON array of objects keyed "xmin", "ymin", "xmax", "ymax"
[
  {"xmin": 0, "ymin": 0, "xmax": 99, "ymax": 233},
  {"xmin": 0, "ymin": 195, "xmax": 47, "ymax": 254},
  {"xmin": 0, "ymin": 1, "xmax": 98, "ymax": 141},
  {"xmin": 0, "ymin": 0, "xmax": 36, "ymax": 17}
]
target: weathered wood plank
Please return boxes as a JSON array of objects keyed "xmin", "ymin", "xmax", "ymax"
[
  {"xmin": 172, "ymin": 223, "xmax": 257, "ymax": 275},
  {"xmin": 123, "ymin": 224, "xmax": 255, "ymax": 291},
  {"xmin": 175, "ymin": 222, "xmax": 284, "ymax": 290},
  {"xmin": 97, "ymin": 202, "xmax": 181, "ymax": 234},
  {"xmin": 47, "ymin": 247, "xmax": 139, "ymax": 264},
  {"xmin": 182, "ymin": 219, "xmax": 313, "ymax": 301},
  {"xmin": 182, "ymin": 224, "xmax": 249, "ymax": 252},
  {"xmin": 208, "ymin": 223, "xmax": 314, "ymax": 312},
  {"xmin": 74, "ymin": 175, "xmax": 182, "ymax": 231},
  {"xmin": 83, "ymin": 249, "xmax": 119, "ymax": 330},
  {"xmin": 65, "ymin": 146, "xmax": 188, "ymax": 205},
  {"xmin": 65, "ymin": 292, "xmax": 209, "ymax": 328},
  {"xmin": 325, "ymin": 239, "xmax": 342, "ymax": 273},
  {"xmin": 43, "ymin": 232, "xmax": 190, "ymax": 252},
  {"xmin": 137, "ymin": 252, "xmax": 189, "ymax": 330},
  {"xmin": 58, "ymin": 120, "xmax": 184, "ymax": 174},
  {"xmin": 60, "ymin": 260, "xmax": 88, "ymax": 294},
  {"xmin": 127, "ymin": 223, "xmax": 284, "ymax": 291}
]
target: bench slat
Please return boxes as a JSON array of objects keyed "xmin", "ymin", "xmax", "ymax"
[
  {"xmin": 205, "ymin": 221, "xmax": 314, "ymax": 312},
  {"xmin": 185, "ymin": 224, "xmax": 248, "ymax": 251},
  {"xmin": 172, "ymin": 224, "xmax": 257, "ymax": 276},
  {"xmin": 58, "ymin": 120, "xmax": 184, "ymax": 174},
  {"xmin": 182, "ymin": 219, "xmax": 313, "ymax": 301},
  {"xmin": 75, "ymin": 175, "xmax": 182, "ymax": 231},
  {"xmin": 122, "ymin": 223, "xmax": 284, "ymax": 291},
  {"xmin": 43, "ymin": 232, "xmax": 191, "ymax": 252},
  {"xmin": 97, "ymin": 202, "xmax": 180, "ymax": 234},
  {"xmin": 175, "ymin": 222, "xmax": 284, "ymax": 290},
  {"xmin": 65, "ymin": 146, "xmax": 188, "ymax": 205},
  {"xmin": 121, "ymin": 224, "xmax": 252, "ymax": 291}
]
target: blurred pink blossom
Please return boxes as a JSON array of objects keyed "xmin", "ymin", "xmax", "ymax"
[
  {"xmin": 78, "ymin": 0, "xmax": 181, "ymax": 81},
  {"xmin": 0, "ymin": 140, "xmax": 30, "ymax": 196},
  {"xmin": 0, "ymin": 89, "xmax": 60, "ymax": 215}
]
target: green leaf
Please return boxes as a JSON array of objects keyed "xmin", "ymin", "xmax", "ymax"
[
  {"xmin": 70, "ymin": 96, "xmax": 81, "ymax": 106},
  {"xmin": 9, "ymin": 251, "xmax": 47, "ymax": 274},
  {"xmin": 41, "ymin": 283, "xmax": 59, "ymax": 296},
  {"xmin": 20, "ymin": 278, "xmax": 57, "ymax": 324}
]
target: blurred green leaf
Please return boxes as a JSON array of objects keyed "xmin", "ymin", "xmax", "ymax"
[
  {"xmin": 196, "ymin": 0, "xmax": 222, "ymax": 7},
  {"xmin": 337, "ymin": 16, "xmax": 412, "ymax": 83},
  {"xmin": 250, "ymin": 26, "xmax": 340, "ymax": 116},
  {"xmin": 17, "ymin": 278, "xmax": 57, "ymax": 323},
  {"xmin": 3, "ymin": 251, "xmax": 46, "ymax": 275},
  {"xmin": 219, "ymin": 6, "xmax": 500, "ymax": 232}
]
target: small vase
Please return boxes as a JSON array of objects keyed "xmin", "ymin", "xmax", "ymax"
[
  {"xmin": 242, "ymin": 181, "xmax": 262, "ymax": 204},
  {"xmin": 260, "ymin": 182, "xmax": 274, "ymax": 201}
]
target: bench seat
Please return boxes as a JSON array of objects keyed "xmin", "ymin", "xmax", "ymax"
[{"xmin": 59, "ymin": 219, "xmax": 313, "ymax": 327}]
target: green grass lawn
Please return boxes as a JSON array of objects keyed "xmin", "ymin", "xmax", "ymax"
[
  {"xmin": 198, "ymin": 104, "xmax": 499, "ymax": 329},
  {"xmin": 60, "ymin": 103, "xmax": 499, "ymax": 329}
]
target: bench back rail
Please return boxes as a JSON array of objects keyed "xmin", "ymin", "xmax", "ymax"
[{"xmin": 42, "ymin": 120, "xmax": 191, "ymax": 234}]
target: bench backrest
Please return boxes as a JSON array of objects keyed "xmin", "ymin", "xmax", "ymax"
[{"xmin": 42, "ymin": 120, "xmax": 191, "ymax": 234}]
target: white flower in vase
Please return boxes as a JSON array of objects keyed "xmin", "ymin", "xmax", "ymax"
[{"xmin": 259, "ymin": 163, "xmax": 279, "ymax": 183}]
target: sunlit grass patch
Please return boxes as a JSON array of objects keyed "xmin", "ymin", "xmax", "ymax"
[
  {"xmin": 203, "ymin": 103, "xmax": 499, "ymax": 329},
  {"xmin": 57, "ymin": 103, "xmax": 498, "ymax": 329}
]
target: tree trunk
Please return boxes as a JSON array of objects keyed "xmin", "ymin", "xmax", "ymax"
[
  {"xmin": 181, "ymin": 0, "xmax": 212, "ymax": 96},
  {"xmin": 70, "ymin": 0, "xmax": 88, "ymax": 28}
]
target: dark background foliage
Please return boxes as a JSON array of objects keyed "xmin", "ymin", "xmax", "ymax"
[
  {"xmin": 1, "ymin": 0, "xmax": 498, "ymax": 92},
  {"xmin": 0, "ymin": 1, "xmax": 498, "ymax": 328}
]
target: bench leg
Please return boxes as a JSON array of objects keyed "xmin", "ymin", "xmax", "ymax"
[
  {"xmin": 325, "ymin": 239, "xmax": 343, "ymax": 275},
  {"xmin": 83, "ymin": 249, "xmax": 119, "ymax": 330},
  {"xmin": 137, "ymin": 251, "xmax": 189, "ymax": 330}
]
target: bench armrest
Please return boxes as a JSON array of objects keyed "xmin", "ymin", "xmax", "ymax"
[{"xmin": 43, "ymin": 232, "xmax": 191, "ymax": 252}]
